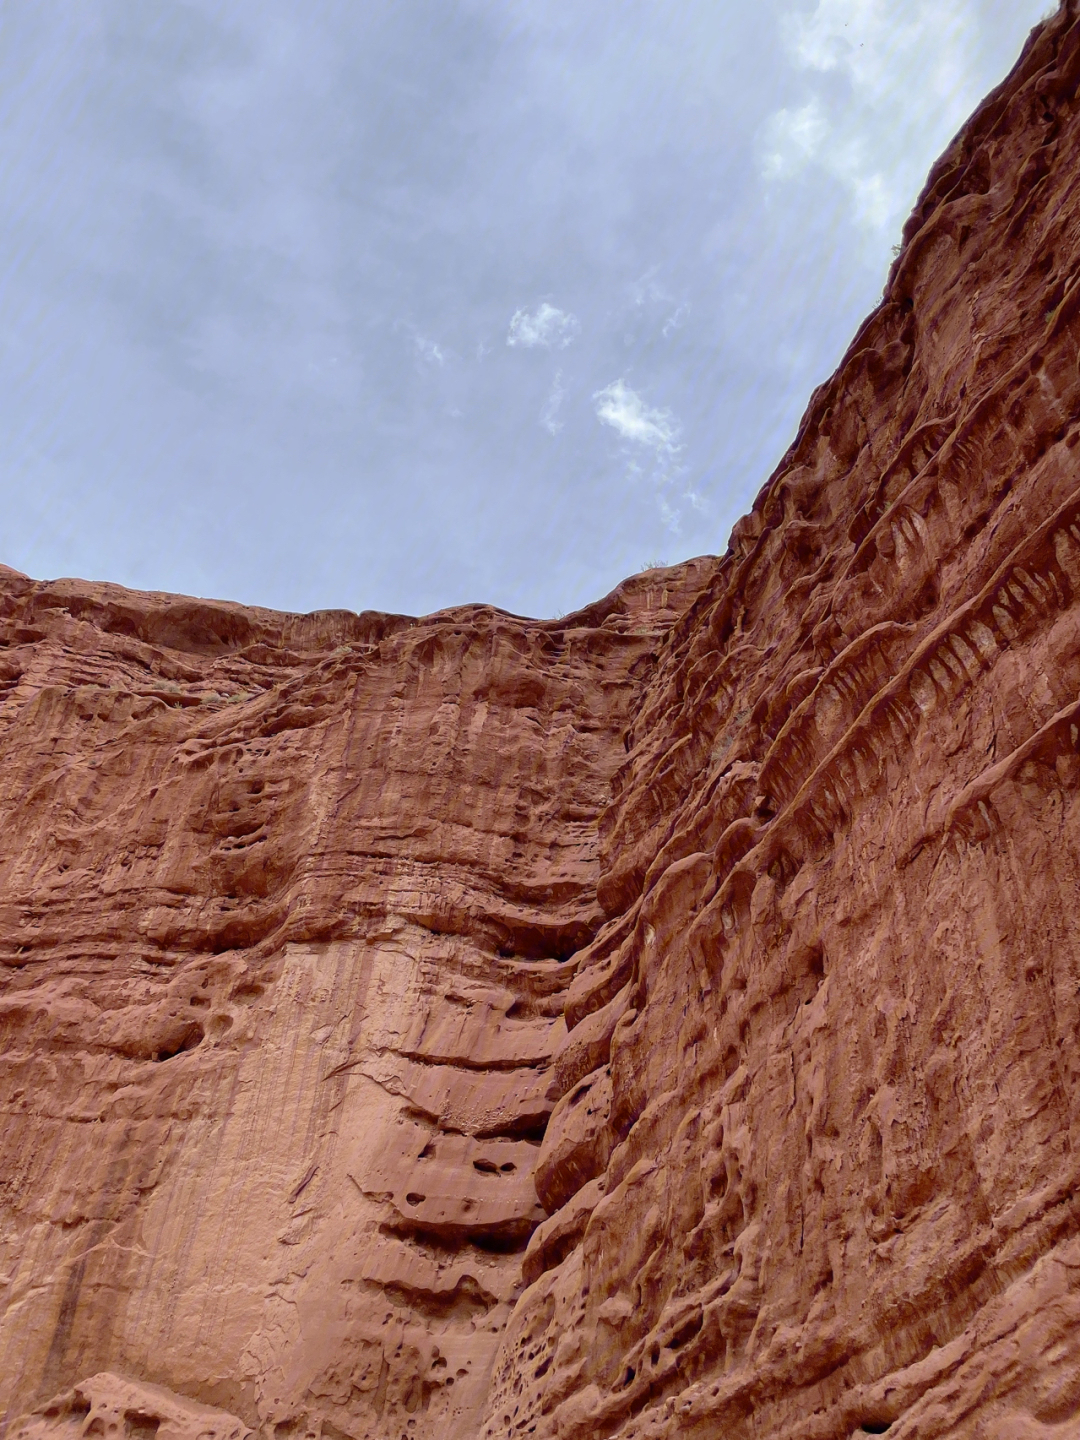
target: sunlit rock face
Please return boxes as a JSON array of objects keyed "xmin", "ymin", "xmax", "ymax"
[
  {"xmin": 0, "ymin": 556, "xmax": 713, "ymax": 1437},
  {"xmin": 8, "ymin": 5, "xmax": 1080, "ymax": 1439}
]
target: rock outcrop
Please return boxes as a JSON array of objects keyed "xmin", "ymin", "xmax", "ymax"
[
  {"xmin": 9, "ymin": 1373, "xmax": 251, "ymax": 1440},
  {"xmin": 7, "ymin": 5, "xmax": 1080, "ymax": 1438},
  {"xmin": 0, "ymin": 559, "xmax": 714, "ymax": 1437}
]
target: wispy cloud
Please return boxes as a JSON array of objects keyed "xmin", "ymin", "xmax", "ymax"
[
  {"xmin": 541, "ymin": 369, "xmax": 565, "ymax": 435},
  {"xmin": 594, "ymin": 379, "xmax": 680, "ymax": 452},
  {"xmin": 394, "ymin": 320, "xmax": 448, "ymax": 369},
  {"xmin": 415, "ymin": 334, "xmax": 445, "ymax": 366},
  {"xmin": 629, "ymin": 267, "xmax": 668, "ymax": 307},
  {"xmin": 763, "ymin": 0, "xmax": 982, "ymax": 232},
  {"xmin": 662, "ymin": 302, "xmax": 690, "ymax": 337},
  {"xmin": 761, "ymin": 99, "xmax": 830, "ymax": 181},
  {"xmin": 629, "ymin": 269, "xmax": 690, "ymax": 339},
  {"xmin": 594, "ymin": 379, "xmax": 690, "ymax": 534},
  {"xmin": 507, "ymin": 302, "xmax": 580, "ymax": 349}
]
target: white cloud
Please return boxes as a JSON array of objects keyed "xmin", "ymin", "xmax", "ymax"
[
  {"xmin": 415, "ymin": 334, "xmax": 445, "ymax": 366},
  {"xmin": 761, "ymin": 99, "xmax": 830, "ymax": 180},
  {"xmin": 593, "ymin": 379, "xmax": 680, "ymax": 453},
  {"xmin": 395, "ymin": 320, "xmax": 449, "ymax": 368},
  {"xmin": 658, "ymin": 495, "xmax": 681, "ymax": 535},
  {"xmin": 763, "ymin": 0, "xmax": 982, "ymax": 232},
  {"xmin": 630, "ymin": 266, "xmax": 669, "ymax": 307},
  {"xmin": 629, "ymin": 269, "xmax": 690, "ymax": 338},
  {"xmin": 594, "ymin": 379, "xmax": 691, "ymax": 533},
  {"xmin": 662, "ymin": 302, "xmax": 689, "ymax": 337},
  {"xmin": 540, "ymin": 369, "xmax": 565, "ymax": 435},
  {"xmin": 507, "ymin": 302, "xmax": 580, "ymax": 349}
]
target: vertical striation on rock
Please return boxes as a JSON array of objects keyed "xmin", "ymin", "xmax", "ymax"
[
  {"xmin": 487, "ymin": 8, "xmax": 1080, "ymax": 1438},
  {"xmin": 0, "ymin": 562, "xmax": 714, "ymax": 1436},
  {"xmin": 8, "ymin": 5, "xmax": 1080, "ymax": 1438}
]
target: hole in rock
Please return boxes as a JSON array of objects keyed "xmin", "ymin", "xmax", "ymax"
[
  {"xmin": 499, "ymin": 1162, "xmax": 516, "ymax": 1172},
  {"xmin": 46, "ymin": 1400, "xmax": 91, "ymax": 1422},
  {"xmin": 475, "ymin": 1115, "xmax": 548, "ymax": 1143},
  {"xmin": 473, "ymin": 1159, "xmax": 499, "ymax": 1175},
  {"xmin": 405, "ymin": 1193, "xmax": 426, "ymax": 1206},
  {"xmin": 124, "ymin": 1412, "xmax": 161, "ymax": 1440},
  {"xmin": 494, "ymin": 918, "xmax": 595, "ymax": 964},
  {"xmin": 471, "ymin": 1228, "xmax": 533, "ymax": 1255},
  {"xmin": 189, "ymin": 995, "xmax": 210, "ymax": 1008},
  {"xmin": 858, "ymin": 1424, "xmax": 892, "ymax": 1435},
  {"xmin": 380, "ymin": 1222, "xmax": 465, "ymax": 1257},
  {"xmin": 154, "ymin": 1023, "xmax": 204, "ymax": 1062},
  {"xmin": 666, "ymin": 1312, "xmax": 703, "ymax": 1349},
  {"xmin": 385, "ymin": 1274, "xmax": 496, "ymax": 1321},
  {"xmin": 418, "ymin": 1142, "xmax": 436, "ymax": 1159}
]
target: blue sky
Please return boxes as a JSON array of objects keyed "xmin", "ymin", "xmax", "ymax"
[{"xmin": 0, "ymin": 0, "xmax": 1051, "ymax": 618}]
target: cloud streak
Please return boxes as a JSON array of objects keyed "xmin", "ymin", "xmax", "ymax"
[
  {"xmin": 415, "ymin": 334, "xmax": 446, "ymax": 366},
  {"xmin": 507, "ymin": 302, "xmax": 580, "ymax": 349},
  {"xmin": 763, "ymin": 0, "xmax": 986, "ymax": 231},
  {"xmin": 593, "ymin": 379, "xmax": 680, "ymax": 453},
  {"xmin": 594, "ymin": 379, "xmax": 689, "ymax": 535},
  {"xmin": 541, "ymin": 369, "xmax": 565, "ymax": 434}
]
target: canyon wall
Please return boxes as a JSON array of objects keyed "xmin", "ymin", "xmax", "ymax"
[
  {"xmin": 7, "ymin": 5, "xmax": 1080, "ymax": 1439},
  {"xmin": 0, "ymin": 559, "xmax": 714, "ymax": 1437}
]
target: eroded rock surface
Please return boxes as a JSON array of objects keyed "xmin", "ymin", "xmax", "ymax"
[
  {"xmin": 0, "ymin": 559, "xmax": 713, "ymax": 1436},
  {"xmin": 9, "ymin": 1373, "xmax": 250, "ymax": 1440},
  {"xmin": 8, "ymin": 5, "xmax": 1080, "ymax": 1438}
]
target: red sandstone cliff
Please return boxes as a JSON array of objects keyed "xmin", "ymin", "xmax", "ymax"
[{"xmin": 7, "ymin": 5, "xmax": 1080, "ymax": 1438}]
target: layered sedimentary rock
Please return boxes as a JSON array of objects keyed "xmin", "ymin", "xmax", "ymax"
[
  {"xmin": 8, "ymin": 4, "xmax": 1080, "ymax": 1438},
  {"xmin": 0, "ymin": 559, "xmax": 714, "ymax": 1436}
]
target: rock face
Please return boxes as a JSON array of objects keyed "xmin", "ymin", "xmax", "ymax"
[
  {"xmin": 9, "ymin": 1373, "xmax": 251, "ymax": 1440},
  {"xmin": 6, "ymin": 5, "xmax": 1080, "ymax": 1438},
  {"xmin": 0, "ymin": 560, "xmax": 714, "ymax": 1436}
]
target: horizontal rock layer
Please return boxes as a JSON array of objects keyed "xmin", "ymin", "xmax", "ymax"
[
  {"xmin": 0, "ymin": 558, "xmax": 714, "ymax": 1436},
  {"xmin": 7, "ymin": 5, "xmax": 1080, "ymax": 1439}
]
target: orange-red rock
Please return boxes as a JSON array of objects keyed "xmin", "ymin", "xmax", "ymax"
[
  {"xmin": 0, "ymin": 562, "xmax": 714, "ymax": 1437},
  {"xmin": 7, "ymin": 5, "xmax": 1080, "ymax": 1438}
]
